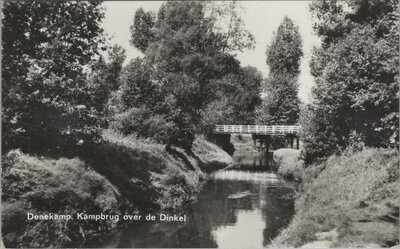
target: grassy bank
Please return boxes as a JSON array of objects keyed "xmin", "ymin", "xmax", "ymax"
[
  {"xmin": 2, "ymin": 150, "xmax": 123, "ymax": 247},
  {"xmin": 271, "ymin": 148, "xmax": 399, "ymax": 248},
  {"xmin": 273, "ymin": 148, "xmax": 304, "ymax": 181},
  {"xmin": 1, "ymin": 131, "xmax": 232, "ymax": 248}
]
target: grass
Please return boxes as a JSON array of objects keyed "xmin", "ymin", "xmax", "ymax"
[
  {"xmin": 97, "ymin": 130, "xmax": 232, "ymax": 210},
  {"xmin": 2, "ymin": 130, "xmax": 233, "ymax": 247},
  {"xmin": 273, "ymin": 148, "xmax": 304, "ymax": 181},
  {"xmin": 270, "ymin": 148, "xmax": 399, "ymax": 247},
  {"xmin": 192, "ymin": 137, "xmax": 233, "ymax": 171},
  {"xmin": 2, "ymin": 150, "xmax": 123, "ymax": 248}
]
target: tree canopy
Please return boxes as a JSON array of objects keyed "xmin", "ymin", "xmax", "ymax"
[
  {"xmin": 115, "ymin": 1, "xmax": 257, "ymax": 149},
  {"xmin": 301, "ymin": 0, "xmax": 399, "ymax": 163},
  {"xmin": 2, "ymin": 1, "xmax": 108, "ymax": 156}
]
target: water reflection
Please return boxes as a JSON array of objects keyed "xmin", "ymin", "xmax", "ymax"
[
  {"xmin": 88, "ymin": 155, "xmax": 295, "ymax": 248},
  {"xmin": 232, "ymin": 152, "xmax": 276, "ymax": 170}
]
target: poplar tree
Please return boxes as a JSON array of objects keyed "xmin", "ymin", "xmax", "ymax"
[{"xmin": 258, "ymin": 16, "xmax": 303, "ymax": 125}]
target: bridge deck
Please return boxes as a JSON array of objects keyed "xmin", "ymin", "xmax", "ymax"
[{"xmin": 214, "ymin": 125, "xmax": 300, "ymax": 135}]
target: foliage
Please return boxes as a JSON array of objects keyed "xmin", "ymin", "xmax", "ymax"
[
  {"xmin": 203, "ymin": 1, "xmax": 255, "ymax": 53},
  {"xmin": 257, "ymin": 16, "xmax": 302, "ymax": 126},
  {"xmin": 273, "ymin": 148, "xmax": 304, "ymax": 181},
  {"xmin": 228, "ymin": 66, "xmax": 263, "ymax": 124},
  {"xmin": 105, "ymin": 45, "xmax": 127, "ymax": 92},
  {"xmin": 266, "ymin": 16, "xmax": 303, "ymax": 76},
  {"xmin": 122, "ymin": 1, "xmax": 255, "ymax": 149},
  {"xmin": 112, "ymin": 107, "xmax": 176, "ymax": 145},
  {"xmin": 302, "ymin": 0, "xmax": 399, "ymax": 163},
  {"xmin": 257, "ymin": 73, "xmax": 300, "ymax": 125},
  {"xmin": 158, "ymin": 168, "xmax": 200, "ymax": 211},
  {"xmin": 130, "ymin": 7, "xmax": 155, "ymax": 53},
  {"xmin": 119, "ymin": 58, "xmax": 159, "ymax": 110},
  {"xmin": 203, "ymin": 66, "xmax": 262, "ymax": 131},
  {"xmin": 2, "ymin": 1, "xmax": 108, "ymax": 156},
  {"xmin": 89, "ymin": 45, "xmax": 126, "ymax": 119}
]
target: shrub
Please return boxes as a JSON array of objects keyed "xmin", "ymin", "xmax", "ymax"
[
  {"xmin": 112, "ymin": 107, "xmax": 177, "ymax": 145},
  {"xmin": 273, "ymin": 148, "xmax": 304, "ymax": 181}
]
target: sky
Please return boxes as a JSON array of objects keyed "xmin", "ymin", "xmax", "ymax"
[{"xmin": 101, "ymin": 1, "xmax": 321, "ymax": 103}]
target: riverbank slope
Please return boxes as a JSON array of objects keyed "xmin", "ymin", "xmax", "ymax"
[
  {"xmin": 272, "ymin": 148, "xmax": 303, "ymax": 181},
  {"xmin": 271, "ymin": 148, "xmax": 399, "ymax": 247},
  {"xmin": 1, "ymin": 131, "xmax": 232, "ymax": 248}
]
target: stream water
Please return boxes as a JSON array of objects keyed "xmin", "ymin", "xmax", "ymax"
[{"xmin": 90, "ymin": 153, "xmax": 296, "ymax": 248}]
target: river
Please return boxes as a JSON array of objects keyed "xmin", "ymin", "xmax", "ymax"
[{"xmin": 90, "ymin": 153, "xmax": 296, "ymax": 248}]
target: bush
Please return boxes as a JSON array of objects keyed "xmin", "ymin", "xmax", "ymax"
[
  {"xmin": 157, "ymin": 168, "xmax": 201, "ymax": 211},
  {"xmin": 273, "ymin": 148, "xmax": 304, "ymax": 181},
  {"xmin": 112, "ymin": 107, "xmax": 177, "ymax": 144},
  {"xmin": 112, "ymin": 105, "xmax": 196, "ymax": 150}
]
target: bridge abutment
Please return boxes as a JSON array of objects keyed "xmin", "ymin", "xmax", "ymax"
[
  {"xmin": 214, "ymin": 134, "xmax": 234, "ymax": 155},
  {"xmin": 252, "ymin": 135, "xmax": 271, "ymax": 154}
]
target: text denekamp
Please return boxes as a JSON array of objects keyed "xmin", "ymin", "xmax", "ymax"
[{"xmin": 27, "ymin": 213, "xmax": 73, "ymax": 221}]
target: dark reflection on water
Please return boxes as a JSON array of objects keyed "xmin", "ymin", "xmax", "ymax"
[
  {"xmin": 232, "ymin": 152, "xmax": 276, "ymax": 170},
  {"xmin": 88, "ymin": 154, "xmax": 296, "ymax": 248}
]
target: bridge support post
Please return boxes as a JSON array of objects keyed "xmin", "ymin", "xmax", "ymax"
[
  {"xmin": 264, "ymin": 136, "xmax": 270, "ymax": 155},
  {"xmin": 296, "ymin": 136, "xmax": 300, "ymax": 150},
  {"xmin": 290, "ymin": 136, "xmax": 294, "ymax": 149}
]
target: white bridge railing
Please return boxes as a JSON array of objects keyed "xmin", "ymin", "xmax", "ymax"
[{"xmin": 214, "ymin": 125, "xmax": 301, "ymax": 135}]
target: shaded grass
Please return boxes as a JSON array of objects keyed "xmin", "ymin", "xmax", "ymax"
[
  {"xmin": 271, "ymin": 148, "xmax": 399, "ymax": 247},
  {"xmin": 2, "ymin": 130, "xmax": 233, "ymax": 247},
  {"xmin": 273, "ymin": 148, "xmax": 304, "ymax": 181},
  {"xmin": 96, "ymin": 130, "xmax": 232, "ymax": 210},
  {"xmin": 2, "ymin": 150, "xmax": 123, "ymax": 248},
  {"xmin": 192, "ymin": 137, "xmax": 233, "ymax": 171}
]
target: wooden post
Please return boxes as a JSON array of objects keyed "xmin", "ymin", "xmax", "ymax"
[
  {"xmin": 296, "ymin": 136, "xmax": 300, "ymax": 150},
  {"xmin": 265, "ymin": 136, "xmax": 271, "ymax": 166}
]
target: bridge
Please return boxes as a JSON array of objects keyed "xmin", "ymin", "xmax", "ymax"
[
  {"xmin": 213, "ymin": 125, "xmax": 301, "ymax": 153},
  {"xmin": 214, "ymin": 125, "xmax": 300, "ymax": 135}
]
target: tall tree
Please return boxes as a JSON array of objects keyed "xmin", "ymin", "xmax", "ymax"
[
  {"xmin": 2, "ymin": 1, "xmax": 107, "ymax": 156},
  {"xmin": 301, "ymin": 0, "xmax": 399, "ymax": 163},
  {"xmin": 129, "ymin": 7, "xmax": 155, "ymax": 53},
  {"xmin": 89, "ymin": 44, "xmax": 126, "ymax": 120},
  {"xmin": 124, "ymin": 1, "xmax": 254, "ymax": 149},
  {"xmin": 257, "ymin": 16, "xmax": 303, "ymax": 125}
]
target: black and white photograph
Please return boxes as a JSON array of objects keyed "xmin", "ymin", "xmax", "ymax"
[{"xmin": 1, "ymin": 0, "xmax": 399, "ymax": 248}]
